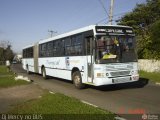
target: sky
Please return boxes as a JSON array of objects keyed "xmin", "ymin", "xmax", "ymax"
[{"xmin": 0, "ymin": 0, "xmax": 146, "ymax": 53}]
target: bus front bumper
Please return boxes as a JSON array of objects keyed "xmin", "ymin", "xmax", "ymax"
[{"xmin": 93, "ymin": 75, "xmax": 139, "ymax": 86}]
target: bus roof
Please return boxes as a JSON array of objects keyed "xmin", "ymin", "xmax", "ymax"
[
  {"xmin": 39, "ymin": 25, "xmax": 132, "ymax": 44},
  {"xmin": 39, "ymin": 25, "xmax": 95, "ymax": 44},
  {"xmin": 23, "ymin": 24, "xmax": 133, "ymax": 48},
  {"xmin": 22, "ymin": 44, "xmax": 34, "ymax": 49}
]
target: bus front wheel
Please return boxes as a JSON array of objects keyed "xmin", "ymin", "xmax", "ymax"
[
  {"xmin": 72, "ymin": 71, "xmax": 85, "ymax": 89},
  {"xmin": 42, "ymin": 67, "xmax": 47, "ymax": 79}
]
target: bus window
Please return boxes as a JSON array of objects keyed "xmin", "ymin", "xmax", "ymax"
[
  {"xmin": 47, "ymin": 42, "xmax": 53, "ymax": 57},
  {"xmin": 76, "ymin": 34, "xmax": 82, "ymax": 45},
  {"xmin": 65, "ymin": 37, "xmax": 71, "ymax": 46},
  {"xmin": 61, "ymin": 40, "xmax": 65, "ymax": 56}
]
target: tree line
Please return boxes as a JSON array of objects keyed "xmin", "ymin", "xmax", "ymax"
[
  {"xmin": 118, "ymin": 0, "xmax": 160, "ymax": 59},
  {"xmin": 0, "ymin": 40, "xmax": 14, "ymax": 63}
]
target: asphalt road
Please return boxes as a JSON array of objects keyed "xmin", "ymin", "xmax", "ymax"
[{"xmin": 12, "ymin": 64, "xmax": 160, "ymax": 120}]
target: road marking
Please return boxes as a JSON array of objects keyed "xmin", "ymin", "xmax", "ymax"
[
  {"xmin": 81, "ymin": 100, "xmax": 98, "ymax": 108},
  {"xmin": 114, "ymin": 116, "xmax": 127, "ymax": 120},
  {"xmin": 38, "ymin": 96, "xmax": 42, "ymax": 98},
  {"xmin": 49, "ymin": 91, "xmax": 55, "ymax": 94}
]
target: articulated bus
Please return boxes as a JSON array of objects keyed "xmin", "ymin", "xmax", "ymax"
[{"xmin": 22, "ymin": 25, "xmax": 139, "ymax": 89}]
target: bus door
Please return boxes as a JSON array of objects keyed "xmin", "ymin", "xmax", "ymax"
[
  {"xmin": 34, "ymin": 43, "xmax": 39, "ymax": 73},
  {"xmin": 85, "ymin": 36, "xmax": 94, "ymax": 83}
]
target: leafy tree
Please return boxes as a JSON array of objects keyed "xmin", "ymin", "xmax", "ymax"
[
  {"xmin": 4, "ymin": 45, "xmax": 14, "ymax": 61},
  {"xmin": 149, "ymin": 20, "xmax": 160, "ymax": 59},
  {"xmin": 0, "ymin": 40, "xmax": 14, "ymax": 62},
  {"xmin": 118, "ymin": 0, "xmax": 160, "ymax": 59},
  {"xmin": 0, "ymin": 47, "xmax": 5, "ymax": 61}
]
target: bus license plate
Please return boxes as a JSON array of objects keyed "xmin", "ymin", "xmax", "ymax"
[{"xmin": 113, "ymin": 77, "xmax": 131, "ymax": 83}]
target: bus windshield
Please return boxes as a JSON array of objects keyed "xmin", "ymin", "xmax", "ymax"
[{"xmin": 96, "ymin": 35, "xmax": 137, "ymax": 64}]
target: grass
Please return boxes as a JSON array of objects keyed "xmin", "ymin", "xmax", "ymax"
[
  {"xmin": 9, "ymin": 92, "xmax": 115, "ymax": 120},
  {"xmin": 0, "ymin": 66, "xmax": 28, "ymax": 88},
  {"xmin": 139, "ymin": 70, "xmax": 160, "ymax": 83},
  {"xmin": 0, "ymin": 65, "xmax": 12, "ymax": 75}
]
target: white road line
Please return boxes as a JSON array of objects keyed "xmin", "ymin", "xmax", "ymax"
[
  {"xmin": 114, "ymin": 116, "xmax": 127, "ymax": 120},
  {"xmin": 49, "ymin": 91, "xmax": 55, "ymax": 94},
  {"xmin": 81, "ymin": 100, "xmax": 98, "ymax": 108}
]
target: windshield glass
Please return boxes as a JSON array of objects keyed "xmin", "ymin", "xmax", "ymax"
[{"xmin": 96, "ymin": 35, "xmax": 137, "ymax": 64}]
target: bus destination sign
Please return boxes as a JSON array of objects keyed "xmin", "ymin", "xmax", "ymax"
[{"xmin": 96, "ymin": 26, "xmax": 134, "ymax": 35}]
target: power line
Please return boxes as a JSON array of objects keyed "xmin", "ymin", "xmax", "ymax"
[
  {"xmin": 96, "ymin": 11, "xmax": 129, "ymax": 24},
  {"xmin": 98, "ymin": 0, "xmax": 110, "ymax": 18}
]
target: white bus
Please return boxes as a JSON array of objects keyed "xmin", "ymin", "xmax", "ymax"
[{"xmin": 22, "ymin": 25, "xmax": 139, "ymax": 89}]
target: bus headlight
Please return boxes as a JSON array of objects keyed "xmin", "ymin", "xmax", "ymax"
[{"xmin": 97, "ymin": 73, "xmax": 105, "ymax": 77}]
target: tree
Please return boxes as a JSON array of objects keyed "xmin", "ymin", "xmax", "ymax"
[
  {"xmin": 4, "ymin": 45, "xmax": 14, "ymax": 61},
  {"xmin": 149, "ymin": 20, "xmax": 160, "ymax": 59},
  {"xmin": 0, "ymin": 40, "xmax": 14, "ymax": 62},
  {"xmin": 0, "ymin": 47, "xmax": 5, "ymax": 61},
  {"xmin": 118, "ymin": 0, "xmax": 160, "ymax": 59}
]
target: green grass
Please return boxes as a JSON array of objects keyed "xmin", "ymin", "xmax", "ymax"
[
  {"xmin": 0, "ymin": 66, "xmax": 28, "ymax": 88},
  {"xmin": 139, "ymin": 70, "xmax": 160, "ymax": 83},
  {"xmin": 9, "ymin": 92, "xmax": 115, "ymax": 120},
  {"xmin": 0, "ymin": 65, "xmax": 12, "ymax": 75},
  {"xmin": 0, "ymin": 76, "xmax": 28, "ymax": 88}
]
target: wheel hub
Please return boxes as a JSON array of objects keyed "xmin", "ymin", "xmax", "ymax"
[{"xmin": 74, "ymin": 75, "xmax": 80, "ymax": 85}]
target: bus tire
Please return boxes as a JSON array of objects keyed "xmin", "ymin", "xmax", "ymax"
[
  {"xmin": 72, "ymin": 71, "xmax": 85, "ymax": 89},
  {"xmin": 26, "ymin": 65, "xmax": 30, "ymax": 74},
  {"xmin": 42, "ymin": 67, "xmax": 47, "ymax": 79}
]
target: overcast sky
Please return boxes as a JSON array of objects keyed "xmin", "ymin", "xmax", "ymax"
[{"xmin": 0, "ymin": 0, "xmax": 146, "ymax": 53}]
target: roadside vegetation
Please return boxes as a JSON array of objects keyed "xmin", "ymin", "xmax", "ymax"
[
  {"xmin": 0, "ymin": 66, "xmax": 28, "ymax": 88},
  {"xmin": 0, "ymin": 65, "xmax": 12, "ymax": 75},
  {"xmin": 139, "ymin": 70, "xmax": 160, "ymax": 83},
  {"xmin": 118, "ymin": 0, "xmax": 160, "ymax": 60},
  {"xmin": 9, "ymin": 92, "xmax": 115, "ymax": 120}
]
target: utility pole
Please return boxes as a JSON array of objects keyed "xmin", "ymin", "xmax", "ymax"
[
  {"xmin": 109, "ymin": 0, "xmax": 114, "ymax": 25},
  {"xmin": 48, "ymin": 30, "xmax": 57, "ymax": 37}
]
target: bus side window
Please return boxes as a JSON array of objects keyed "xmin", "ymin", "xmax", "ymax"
[
  {"xmin": 41, "ymin": 44, "xmax": 47, "ymax": 57},
  {"xmin": 65, "ymin": 37, "xmax": 71, "ymax": 56},
  {"xmin": 57, "ymin": 40, "xmax": 64, "ymax": 56},
  {"xmin": 71, "ymin": 36, "xmax": 76, "ymax": 55},
  {"xmin": 71, "ymin": 34, "xmax": 82, "ymax": 55},
  {"xmin": 53, "ymin": 41, "xmax": 58, "ymax": 56},
  {"xmin": 76, "ymin": 34, "xmax": 82, "ymax": 55},
  {"xmin": 61, "ymin": 40, "xmax": 65, "ymax": 56}
]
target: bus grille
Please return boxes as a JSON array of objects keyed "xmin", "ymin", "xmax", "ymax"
[{"xmin": 110, "ymin": 71, "xmax": 130, "ymax": 77}]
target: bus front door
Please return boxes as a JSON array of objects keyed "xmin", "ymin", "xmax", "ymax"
[{"xmin": 85, "ymin": 37, "xmax": 94, "ymax": 83}]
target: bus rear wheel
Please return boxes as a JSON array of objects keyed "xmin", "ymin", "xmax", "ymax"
[
  {"xmin": 72, "ymin": 71, "xmax": 85, "ymax": 89},
  {"xmin": 42, "ymin": 67, "xmax": 47, "ymax": 79}
]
